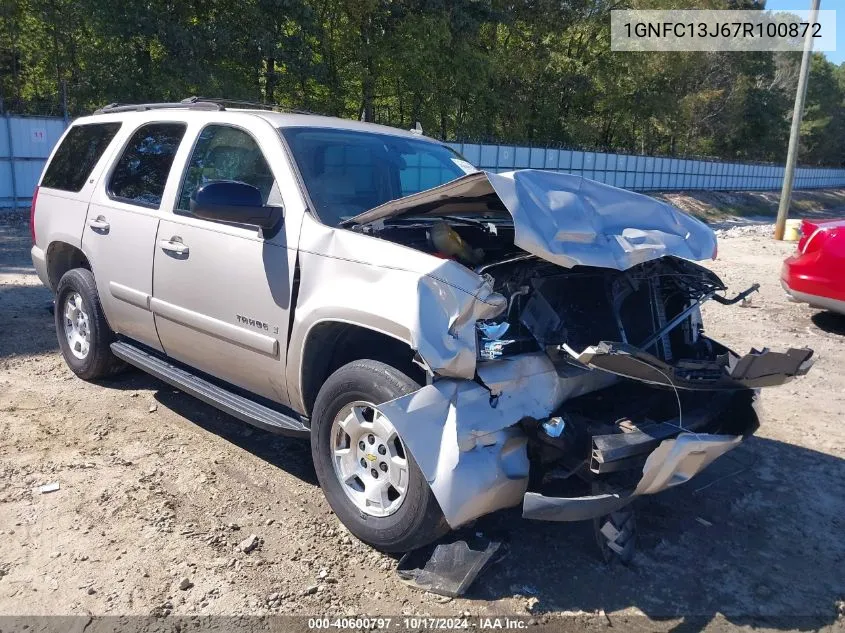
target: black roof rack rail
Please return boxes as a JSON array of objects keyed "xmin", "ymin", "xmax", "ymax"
[
  {"xmin": 182, "ymin": 96, "xmax": 274, "ymax": 111},
  {"xmin": 93, "ymin": 100, "xmax": 224, "ymax": 115},
  {"xmin": 93, "ymin": 97, "xmax": 322, "ymax": 117},
  {"xmin": 182, "ymin": 96, "xmax": 319, "ymax": 116}
]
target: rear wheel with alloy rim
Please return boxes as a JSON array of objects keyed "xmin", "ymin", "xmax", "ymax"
[
  {"xmin": 55, "ymin": 268, "xmax": 124, "ymax": 380},
  {"xmin": 62, "ymin": 291, "xmax": 91, "ymax": 360},
  {"xmin": 311, "ymin": 360, "xmax": 448, "ymax": 552}
]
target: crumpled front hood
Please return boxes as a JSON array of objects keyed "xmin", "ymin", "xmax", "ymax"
[{"xmin": 347, "ymin": 170, "xmax": 717, "ymax": 271}]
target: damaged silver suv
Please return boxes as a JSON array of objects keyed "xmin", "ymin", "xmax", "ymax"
[{"xmin": 31, "ymin": 99, "xmax": 813, "ymax": 558}]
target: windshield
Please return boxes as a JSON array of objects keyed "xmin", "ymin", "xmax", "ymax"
[{"xmin": 279, "ymin": 127, "xmax": 473, "ymax": 227}]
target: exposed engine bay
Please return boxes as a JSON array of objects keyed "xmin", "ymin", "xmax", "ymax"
[
  {"xmin": 354, "ymin": 214, "xmax": 810, "ymax": 390},
  {"xmin": 477, "ymin": 254, "xmax": 728, "ymax": 362}
]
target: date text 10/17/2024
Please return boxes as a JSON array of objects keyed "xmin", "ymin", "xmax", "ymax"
[{"xmin": 307, "ymin": 617, "xmax": 530, "ymax": 630}]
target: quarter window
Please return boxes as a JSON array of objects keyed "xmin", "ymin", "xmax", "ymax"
[
  {"xmin": 177, "ymin": 125, "xmax": 275, "ymax": 213},
  {"xmin": 108, "ymin": 123, "xmax": 187, "ymax": 208},
  {"xmin": 41, "ymin": 123, "xmax": 121, "ymax": 192}
]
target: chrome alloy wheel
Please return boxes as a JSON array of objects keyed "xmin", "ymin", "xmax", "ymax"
[
  {"xmin": 330, "ymin": 401, "xmax": 409, "ymax": 517},
  {"xmin": 62, "ymin": 291, "xmax": 91, "ymax": 360}
]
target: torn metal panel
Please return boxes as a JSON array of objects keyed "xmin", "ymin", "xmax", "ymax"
[
  {"xmin": 376, "ymin": 381, "xmax": 529, "ymax": 528},
  {"xmin": 522, "ymin": 432, "xmax": 744, "ymax": 522},
  {"xmin": 346, "ymin": 170, "xmax": 717, "ymax": 271},
  {"xmin": 377, "ymin": 357, "xmax": 614, "ymax": 528},
  {"xmin": 412, "ymin": 272, "xmax": 506, "ymax": 378}
]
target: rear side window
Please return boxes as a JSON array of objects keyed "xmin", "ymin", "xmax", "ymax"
[
  {"xmin": 108, "ymin": 122, "xmax": 187, "ymax": 208},
  {"xmin": 41, "ymin": 123, "xmax": 121, "ymax": 192}
]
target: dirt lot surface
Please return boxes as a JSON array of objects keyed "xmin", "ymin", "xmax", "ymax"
[{"xmin": 1, "ymin": 211, "xmax": 844, "ymax": 632}]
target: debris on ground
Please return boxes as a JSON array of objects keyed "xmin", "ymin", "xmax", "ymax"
[
  {"xmin": 396, "ymin": 534, "xmax": 504, "ymax": 597},
  {"xmin": 713, "ymin": 223, "xmax": 777, "ymax": 239},
  {"xmin": 38, "ymin": 483, "xmax": 60, "ymax": 494},
  {"xmin": 238, "ymin": 534, "xmax": 260, "ymax": 554}
]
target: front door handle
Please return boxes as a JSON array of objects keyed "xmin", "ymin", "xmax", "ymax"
[
  {"xmin": 159, "ymin": 237, "xmax": 190, "ymax": 256},
  {"xmin": 88, "ymin": 216, "xmax": 110, "ymax": 233}
]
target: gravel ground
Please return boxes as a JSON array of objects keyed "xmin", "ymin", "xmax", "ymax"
[{"xmin": 1, "ymin": 212, "xmax": 844, "ymax": 631}]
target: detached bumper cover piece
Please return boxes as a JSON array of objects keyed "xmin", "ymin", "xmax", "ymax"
[
  {"xmin": 523, "ymin": 432, "xmax": 742, "ymax": 522},
  {"xmin": 728, "ymin": 347, "xmax": 815, "ymax": 387},
  {"xmin": 396, "ymin": 536, "xmax": 503, "ymax": 597},
  {"xmin": 571, "ymin": 341, "xmax": 813, "ymax": 390}
]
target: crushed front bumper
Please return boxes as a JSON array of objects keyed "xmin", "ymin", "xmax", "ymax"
[
  {"xmin": 523, "ymin": 388, "xmax": 762, "ymax": 522},
  {"xmin": 523, "ymin": 431, "xmax": 742, "ymax": 521}
]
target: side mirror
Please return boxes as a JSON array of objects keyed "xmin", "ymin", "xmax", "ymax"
[{"xmin": 189, "ymin": 181, "xmax": 283, "ymax": 230}]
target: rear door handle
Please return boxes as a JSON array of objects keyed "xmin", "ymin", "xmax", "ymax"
[
  {"xmin": 159, "ymin": 237, "xmax": 189, "ymax": 256},
  {"xmin": 88, "ymin": 216, "xmax": 110, "ymax": 233}
]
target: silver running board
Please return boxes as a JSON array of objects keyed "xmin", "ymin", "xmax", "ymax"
[{"xmin": 111, "ymin": 341, "xmax": 309, "ymax": 436}]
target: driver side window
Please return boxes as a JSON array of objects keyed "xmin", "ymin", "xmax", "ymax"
[{"xmin": 177, "ymin": 125, "xmax": 275, "ymax": 213}]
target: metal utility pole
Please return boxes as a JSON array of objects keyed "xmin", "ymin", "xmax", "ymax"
[{"xmin": 775, "ymin": 0, "xmax": 821, "ymax": 240}]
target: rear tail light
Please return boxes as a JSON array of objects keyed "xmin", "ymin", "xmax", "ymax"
[{"xmin": 30, "ymin": 185, "xmax": 39, "ymax": 245}]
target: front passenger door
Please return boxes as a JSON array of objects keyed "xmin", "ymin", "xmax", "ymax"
[{"xmin": 152, "ymin": 124, "xmax": 293, "ymax": 404}]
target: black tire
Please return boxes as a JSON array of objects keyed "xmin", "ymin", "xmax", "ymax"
[
  {"xmin": 311, "ymin": 360, "xmax": 448, "ymax": 553},
  {"xmin": 55, "ymin": 268, "xmax": 124, "ymax": 380}
]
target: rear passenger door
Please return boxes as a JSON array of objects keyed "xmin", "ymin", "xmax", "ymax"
[
  {"xmin": 82, "ymin": 121, "xmax": 188, "ymax": 352},
  {"xmin": 151, "ymin": 123, "xmax": 293, "ymax": 404}
]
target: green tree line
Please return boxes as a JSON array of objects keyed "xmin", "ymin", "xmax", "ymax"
[{"xmin": 1, "ymin": 0, "xmax": 843, "ymax": 165}]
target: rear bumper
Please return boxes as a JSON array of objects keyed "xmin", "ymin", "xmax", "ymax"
[
  {"xmin": 781, "ymin": 279, "xmax": 845, "ymax": 315},
  {"xmin": 523, "ymin": 432, "xmax": 742, "ymax": 522},
  {"xmin": 30, "ymin": 245, "xmax": 50, "ymax": 289},
  {"xmin": 781, "ymin": 253, "xmax": 845, "ymax": 308}
]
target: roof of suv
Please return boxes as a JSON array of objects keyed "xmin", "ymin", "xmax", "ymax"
[{"xmin": 79, "ymin": 103, "xmax": 442, "ymax": 144}]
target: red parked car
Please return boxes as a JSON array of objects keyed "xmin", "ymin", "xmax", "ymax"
[{"xmin": 782, "ymin": 218, "xmax": 845, "ymax": 315}]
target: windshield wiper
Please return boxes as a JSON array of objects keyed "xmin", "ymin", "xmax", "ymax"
[{"xmin": 364, "ymin": 215, "xmax": 509, "ymax": 231}]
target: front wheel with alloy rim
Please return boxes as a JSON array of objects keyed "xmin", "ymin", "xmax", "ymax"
[
  {"xmin": 55, "ymin": 268, "xmax": 124, "ymax": 380},
  {"xmin": 311, "ymin": 360, "xmax": 448, "ymax": 553}
]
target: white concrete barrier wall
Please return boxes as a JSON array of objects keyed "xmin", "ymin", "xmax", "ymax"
[
  {"xmin": 1, "ymin": 115, "xmax": 68, "ymax": 207},
  {"xmin": 446, "ymin": 142, "xmax": 845, "ymax": 192},
  {"xmin": 2, "ymin": 115, "xmax": 844, "ymax": 207}
]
